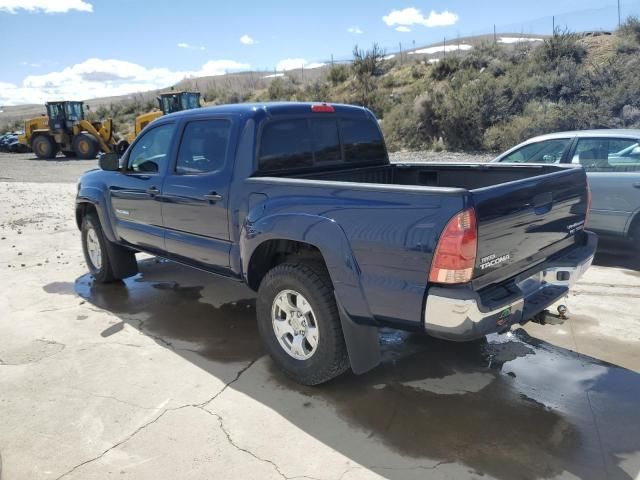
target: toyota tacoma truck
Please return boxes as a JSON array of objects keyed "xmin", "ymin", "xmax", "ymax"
[{"xmin": 76, "ymin": 102, "xmax": 596, "ymax": 385}]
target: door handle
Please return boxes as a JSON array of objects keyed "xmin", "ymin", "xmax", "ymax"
[
  {"xmin": 146, "ymin": 186, "xmax": 160, "ymax": 195},
  {"xmin": 203, "ymin": 192, "xmax": 223, "ymax": 202}
]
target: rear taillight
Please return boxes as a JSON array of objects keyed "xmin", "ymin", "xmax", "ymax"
[
  {"xmin": 311, "ymin": 103, "xmax": 335, "ymax": 113},
  {"xmin": 429, "ymin": 208, "xmax": 478, "ymax": 284},
  {"xmin": 584, "ymin": 186, "xmax": 592, "ymax": 228}
]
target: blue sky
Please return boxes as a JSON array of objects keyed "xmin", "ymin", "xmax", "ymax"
[{"xmin": 1, "ymin": 0, "xmax": 639, "ymax": 105}]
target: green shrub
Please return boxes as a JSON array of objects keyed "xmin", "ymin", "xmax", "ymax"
[
  {"xmin": 430, "ymin": 56, "xmax": 461, "ymax": 80},
  {"xmin": 266, "ymin": 77, "xmax": 298, "ymax": 100},
  {"xmin": 619, "ymin": 16, "xmax": 640, "ymax": 44},
  {"xmin": 327, "ymin": 64, "xmax": 349, "ymax": 85}
]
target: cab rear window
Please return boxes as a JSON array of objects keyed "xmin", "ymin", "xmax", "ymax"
[{"xmin": 258, "ymin": 116, "xmax": 386, "ymax": 172}]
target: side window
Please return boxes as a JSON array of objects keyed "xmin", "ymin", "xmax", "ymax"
[
  {"xmin": 176, "ymin": 119, "xmax": 231, "ymax": 174},
  {"xmin": 572, "ymin": 138, "xmax": 640, "ymax": 172},
  {"xmin": 258, "ymin": 119, "xmax": 313, "ymax": 172},
  {"xmin": 128, "ymin": 123, "xmax": 175, "ymax": 173},
  {"xmin": 499, "ymin": 139, "xmax": 571, "ymax": 163},
  {"xmin": 341, "ymin": 118, "xmax": 387, "ymax": 163}
]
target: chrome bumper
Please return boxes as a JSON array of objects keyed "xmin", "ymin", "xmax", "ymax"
[{"xmin": 423, "ymin": 231, "xmax": 597, "ymax": 341}]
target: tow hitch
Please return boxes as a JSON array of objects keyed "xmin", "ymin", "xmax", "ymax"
[{"xmin": 531, "ymin": 304, "xmax": 569, "ymax": 325}]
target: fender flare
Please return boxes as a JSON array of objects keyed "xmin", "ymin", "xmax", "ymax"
[
  {"xmin": 76, "ymin": 186, "xmax": 117, "ymax": 243},
  {"xmin": 241, "ymin": 212, "xmax": 381, "ymax": 374}
]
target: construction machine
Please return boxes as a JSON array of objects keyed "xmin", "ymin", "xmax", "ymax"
[
  {"xmin": 117, "ymin": 91, "xmax": 201, "ymax": 153},
  {"xmin": 19, "ymin": 101, "xmax": 116, "ymax": 159}
]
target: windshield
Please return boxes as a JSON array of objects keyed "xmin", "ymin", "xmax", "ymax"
[
  {"xmin": 160, "ymin": 95, "xmax": 181, "ymax": 114},
  {"xmin": 181, "ymin": 93, "xmax": 200, "ymax": 110},
  {"xmin": 65, "ymin": 102, "xmax": 84, "ymax": 121}
]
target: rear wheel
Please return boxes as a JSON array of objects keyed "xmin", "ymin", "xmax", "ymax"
[
  {"xmin": 81, "ymin": 213, "xmax": 138, "ymax": 283},
  {"xmin": 256, "ymin": 262, "xmax": 349, "ymax": 385},
  {"xmin": 73, "ymin": 133, "xmax": 99, "ymax": 160},
  {"xmin": 32, "ymin": 135, "xmax": 58, "ymax": 159}
]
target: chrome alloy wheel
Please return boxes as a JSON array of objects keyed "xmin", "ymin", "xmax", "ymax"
[
  {"xmin": 271, "ymin": 289, "xmax": 319, "ymax": 360},
  {"xmin": 86, "ymin": 226, "xmax": 102, "ymax": 270}
]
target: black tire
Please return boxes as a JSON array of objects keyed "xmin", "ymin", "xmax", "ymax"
[
  {"xmin": 81, "ymin": 212, "xmax": 138, "ymax": 283},
  {"xmin": 73, "ymin": 133, "xmax": 99, "ymax": 160},
  {"xmin": 62, "ymin": 150, "xmax": 76, "ymax": 158},
  {"xmin": 257, "ymin": 262, "xmax": 349, "ymax": 385},
  {"xmin": 116, "ymin": 139, "xmax": 130, "ymax": 156},
  {"xmin": 32, "ymin": 135, "xmax": 57, "ymax": 159},
  {"xmin": 631, "ymin": 220, "xmax": 640, "ymax": 251}
]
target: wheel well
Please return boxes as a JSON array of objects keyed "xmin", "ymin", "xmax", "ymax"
[
  {"xmin": 247, "ymin": 240, "xmax": 326, "ymax": 291},
  {"xmin": 75, "ymin": 202, "xmax": 97, "ymax": 230}
]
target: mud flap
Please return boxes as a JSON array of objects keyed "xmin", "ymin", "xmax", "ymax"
[
  {"xmin": 335, "ymin": 295, "xmax": 381, "ymax": 375},
  {"xmin": 105, "ymin": 241, "xmax": 139, "ymax": 279}
]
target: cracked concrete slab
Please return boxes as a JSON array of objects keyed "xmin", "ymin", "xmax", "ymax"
[{"xmin": 1, "ymin": 167, "xmax": 640, "ymax": 480}]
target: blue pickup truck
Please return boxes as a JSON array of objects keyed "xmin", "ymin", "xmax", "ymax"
[{"xmin": 76, "ymin": 102, "xmax": 596, "ymax": 385}]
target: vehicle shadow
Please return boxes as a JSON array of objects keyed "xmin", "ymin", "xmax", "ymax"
[
  {"xmin": 594, "ymin": 238, "xmax": 640, "ymax": 270},
  {"xmin": 46, "ymin": 258, "xmax": 640, "ymax": 480}
]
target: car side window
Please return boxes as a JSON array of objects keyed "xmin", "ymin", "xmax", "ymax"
[
  {"xmin": 572, "ymin": 138, "xmax": 640, "ymax": 172},
  {"xmin": 498, "ymin": 139, "xmax": 571, "ymax": 163},
  {"xmin": 128, "ymin": 123, "xmax": 176, "ymax": 173},
  {"xmin": 176, "ymin": 119, "xmax": 231, "ymax": 174}
]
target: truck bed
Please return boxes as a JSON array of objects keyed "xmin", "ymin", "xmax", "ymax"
[
  {"xmin": 258, "ymin": 162, "xmax": 590, "ymax": 291},
  {"xmin": 288, "ymin": 162, "xmax": 562, "ymax": 190}
]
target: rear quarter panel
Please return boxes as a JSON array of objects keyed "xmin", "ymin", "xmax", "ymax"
[
  {"xmin": 586, "ymin": 171, "xmax": 640, "ymax": 237},
  {"xmin": 239, "ymin": 178, "xmax": 466, "ymax": 327}
]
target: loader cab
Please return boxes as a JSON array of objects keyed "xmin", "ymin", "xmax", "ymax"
[
  {"xmin": 157, "ymin": 92, "xmax": 201, "ymax": 115},
  {"xmin": 46, "ymin": 101, "xmax": 84, "ymax": 133}
]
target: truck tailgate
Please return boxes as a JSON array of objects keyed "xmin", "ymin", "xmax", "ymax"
[{"xmin": 471, "ymin": 166, "xmax": 589, "ymax": 290}]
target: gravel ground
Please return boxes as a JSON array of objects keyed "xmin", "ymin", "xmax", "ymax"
[
  {"xmin": 0, "ymin": 152, "xmax": 97, "ymax": 183},
  {"xmin": 0, "ymin": 150, "xmax": 492, "ymax": 184}
]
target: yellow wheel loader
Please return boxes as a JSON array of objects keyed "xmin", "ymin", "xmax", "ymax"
[
  {"xmin": 20, "ymin": 101, "xmax": 116, "ymax": 160},
  {"xmin": 116, "ymin": 91, "xmax": 201, "ymax": 154}
]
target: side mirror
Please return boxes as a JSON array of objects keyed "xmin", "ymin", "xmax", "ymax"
[
  {"xmin": 632, "ymin": 146, "xmax": 640, "ymax": 156},
  {"xmin": 99, "ymin": 152, "xmax": 120, "ymax": 171}
]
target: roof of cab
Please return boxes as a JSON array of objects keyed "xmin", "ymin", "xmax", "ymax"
[{"xmin": 162, "ymin": 101, "xmax": 370, "ymax": 120}]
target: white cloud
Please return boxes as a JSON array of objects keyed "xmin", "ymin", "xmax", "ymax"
[
  {"xmin": 276, "ymin": 58, "xmax": 325, "ymax": 72},
  {"xmin": 240, "ymin": 34, "xmax": 257, "ymax": 45},
  {"xmin": 196, "ymin": 60, "xmax": 250, "ymax": 76},
  {"xmin": 177, "ymin": 42, "xmax": 206, "ymax": 51},
  {"xmin": 0, "ymin": 58, "xmax": 250, "ymax": 106},
  {"xmin": 0, "ymin": 0, "xmax": 92, "ymax": 13},
  {"xmin": 396, "ymin": 26, "xmax": 411, "ymax": 33},
  {"xmin": 20, "ymin": 61, "xmax": 41, "ymax": 67},
  {"xmin": 347, "ymin": 26, "xmax": 363, "ymax": 34},
  {"xmin": 382, "ymin": 8, "xmax": 458, "ymax": 28}
]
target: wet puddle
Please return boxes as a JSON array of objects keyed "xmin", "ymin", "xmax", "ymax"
[{"xmin": 43, "ymin": 259, "xmax": 640, "ymax": 479}]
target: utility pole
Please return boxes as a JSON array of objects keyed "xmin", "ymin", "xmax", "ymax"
[
  {"xmin": 399, "ymin": 42, "xmax": 403, "ymax": 65},
  {"xmin": 618, "ymin": 0, "xmax": 621, "ymax": 27},
  {"xmin": 552, "ymin": 16, "xmax": 555, "ymax": 35},
  {"xmin": 443, "ymin": 37, "xmax": 446, "ymax": 58},
  {"xmin": 493, "ymin": 24, "xmax": 497, "ymax": 44},
  {"xmin": 301, "ymin": 63, "xmax": 304, "ymax": 83},
  {"xmin": 330, "ymin": 54, "xmax": 334, "ymax": 67}
]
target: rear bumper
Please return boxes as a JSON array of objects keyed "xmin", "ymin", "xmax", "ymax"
[{"xmin": 423, "ymin": 231, "xmax": 597, "ymax": 341}]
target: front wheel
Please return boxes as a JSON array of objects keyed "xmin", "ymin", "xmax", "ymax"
[
  {"xmin": 81, "ymin": 213, "xmax": 138, "ymax": 283},
  {"xmin": 73, "ymin": 133, "xmax": 99, "ymax": 160},
  {"xmin": 256, "ymin": 263, "xmax": 349, "ymax": 385}
]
